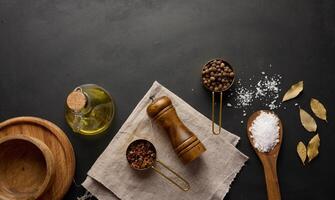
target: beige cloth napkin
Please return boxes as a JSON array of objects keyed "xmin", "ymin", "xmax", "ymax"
[{"xmin": 82, "ymin": 81, "xmax": 248, "ymax": 200}]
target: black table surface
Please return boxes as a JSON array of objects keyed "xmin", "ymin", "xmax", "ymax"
[{"xmin": 1, "ymin": 0, "xmax": 335, "ymax": 199}]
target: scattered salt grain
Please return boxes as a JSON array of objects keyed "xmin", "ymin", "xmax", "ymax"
[
  {"xmin": 249, "ymin": 111, "xmax": 280, "ymax": 152},
  {"xmin": 294, "ymin": 103, "xmax": 299, "ymax": 106},
  {"xmin": 77, "ymin": 191, "xmax": 93, "ymax": 200},
  {"xmin": 235, "ymin": 87, "xmax": 254, "ymax": 107},
  {"xmin": 227, "ymin": 103, "xmax": 232, "ymax": 107},
  {"xmin": 232, "ymin": 72, "xmax": 282, "ymax": 110},
  {"xmin": 268, "ymin": 100, "xmax": 277, "ymax": 110}
]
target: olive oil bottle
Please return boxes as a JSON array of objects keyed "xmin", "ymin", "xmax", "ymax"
[{"xmin": 65, "ymin": 84, "xmax": 115, "ymax": 135}]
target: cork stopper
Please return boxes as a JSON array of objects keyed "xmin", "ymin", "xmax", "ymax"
[{"xmin": 66, "ymin": 89, "xmax": 87, "ymax": 112}]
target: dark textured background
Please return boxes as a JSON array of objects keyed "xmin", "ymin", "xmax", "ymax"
[{"xmin": 1, "ymin": 0, "xmax": 335, "ymax": 199}]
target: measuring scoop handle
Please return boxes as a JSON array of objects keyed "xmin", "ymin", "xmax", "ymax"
[
  {"xmin": 151, "ymin": 160, "xmax": 190, "ymax": 191},
  {"xmin": 211, "ymin": 92, "xmax": 223, "ymax": 135}
]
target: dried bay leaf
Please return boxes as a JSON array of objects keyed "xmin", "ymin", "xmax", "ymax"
[
  {"xmin": 310, "ymin": 98, "xmax": 327, "ymax": 122},
  {"xmin": 282, "ymin": 81, "xmax": 303, "ymax": 102},
  {"xmin": 299, "ymin": 108, "xmax": 317, "ymax": 132},
  {"xmin": 297, "ymin": 142, "xmax": 307, "ymax": 165},
  {"xmin": 307, "ymin": 134, "xmax": 320, "ymax": 162}
]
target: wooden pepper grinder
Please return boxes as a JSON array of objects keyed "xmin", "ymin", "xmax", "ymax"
[{"xmin": 147, "ymin": 96, "xmax": 206, "ymax": 164}]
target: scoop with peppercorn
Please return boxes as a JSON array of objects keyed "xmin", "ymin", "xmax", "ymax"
[
  {"xmin": 201, "ymin": 59, "xmax": 235, "ymax": 135},
  {"xmin": 202, "ymin": 59, "xmax": 235, "ymax": 92}
]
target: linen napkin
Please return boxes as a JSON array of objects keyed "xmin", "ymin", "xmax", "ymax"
[{"xmin": 82, "ymin": 81, "xmax": 248, "ymax": 200}]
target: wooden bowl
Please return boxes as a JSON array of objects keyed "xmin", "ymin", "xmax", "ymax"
[{"xmin": 0, "ymin": 135, "xmax": 55, "ymax": 200}]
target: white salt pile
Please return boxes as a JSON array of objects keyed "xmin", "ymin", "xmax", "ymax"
[{"xmin": 249, "ymin": 111, "xmax": 280, "ymax": 152}]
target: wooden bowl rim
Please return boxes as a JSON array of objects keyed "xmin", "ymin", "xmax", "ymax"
[
  {"xmin": 0, "ymin": 116, "xmax": 76, "ymax": 200},
  {"xmin": 0, "ymin": 135, "xmax": 55, "ymax": 199}
]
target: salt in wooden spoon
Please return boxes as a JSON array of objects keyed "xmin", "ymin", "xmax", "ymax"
[{"xmin": 247, "ymin": 110, "xmax": 282, "ymax": 200}]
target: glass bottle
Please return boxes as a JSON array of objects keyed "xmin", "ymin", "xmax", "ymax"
[{"xmin": 65, "ymin": 84, "xmax": 115, "ymax": 135}]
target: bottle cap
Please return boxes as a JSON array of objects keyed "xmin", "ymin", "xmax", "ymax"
[{"xmin": 66, "ymin": 89, "xmax": 87, "ymax": 112}]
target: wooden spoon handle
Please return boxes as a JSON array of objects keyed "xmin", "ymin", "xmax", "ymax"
[{"xmin": 262, "ymin": 159, "xmax": 281, "ymax": 200}]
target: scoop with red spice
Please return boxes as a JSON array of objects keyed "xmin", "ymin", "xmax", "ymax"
[
  {"xmin": 125, "ymin": 139, "xmax": 190, "ymax": 191},
  {"xmin": 126, "ymin": 139, "xmax": 156, "ymax": 170}
]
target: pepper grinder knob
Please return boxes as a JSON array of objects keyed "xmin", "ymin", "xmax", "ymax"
[{"xmin": 147, "ymin": 96, "xmax": 206, "ymax": 164}]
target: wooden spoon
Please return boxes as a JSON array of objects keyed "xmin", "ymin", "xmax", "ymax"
[{"xmin": 247, "ymin": 110, "xmax": 282, "ymax": 200}]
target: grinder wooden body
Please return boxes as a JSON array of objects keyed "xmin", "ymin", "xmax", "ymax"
[{"xmin": 147, "ymin": 96, "xmax": 206, "ymax": 164}]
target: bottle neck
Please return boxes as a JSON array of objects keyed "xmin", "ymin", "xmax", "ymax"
[{"xmin": 67, "ymin": 87, "xmax": 90, "ymax": 133}]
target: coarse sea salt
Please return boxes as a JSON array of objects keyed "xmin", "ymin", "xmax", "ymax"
[
  {"xmin": 231, "ymin": 72, "xmax": 282, "ymax": 110},
  {"xmin": 249, "ymin": 111, "xmax": 280, "ymax": 152}
]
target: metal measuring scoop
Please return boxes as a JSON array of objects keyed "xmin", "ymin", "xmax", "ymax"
[
  {"xmin": 126, "ymin": 139, "xmax": 190, "ymax": 191},
  {"xmin": 201, "ymin": 59, "xmax": 235, "ymax": 135}
]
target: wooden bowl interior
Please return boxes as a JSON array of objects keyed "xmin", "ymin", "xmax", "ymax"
[{"xmin": 0, "ymin": 138, "xmax": 50, "ymax": 199}]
